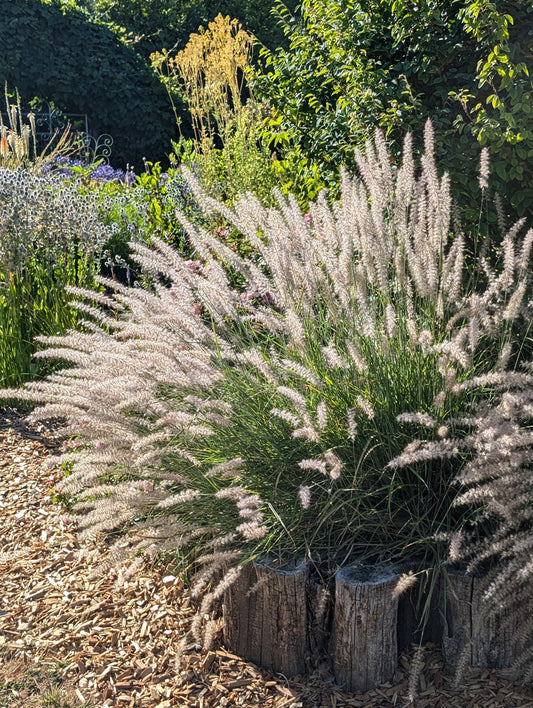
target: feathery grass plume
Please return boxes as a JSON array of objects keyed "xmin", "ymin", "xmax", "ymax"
[
  {"xmin": 478, "ymin": 148, "xmax": 490, "ymax": 192},
  {"xmin": 392, "ymin": 569, "xmax": 418, "ymax": 601},
  {"xmin": 3, "ymin": 124, "xmax": 529, "ymax": 656},
  {"xmin": 389, "ymin": 232, "xmax": 533, "ymax": 681},
  {"xmin": 298, "ymin": 485, "xmax": 311, "ymax": 510},
  {"xmin": 408, "ymin": 645, "xmax": 426, "ymax": 703}
]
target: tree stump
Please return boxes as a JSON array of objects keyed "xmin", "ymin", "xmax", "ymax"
[
  {"xmin": 442, "ymin": 568, "xmax": 473, "ymax": 672},
  {"xmin": 443, "ymin": 569, "xmax": 519, "ymax": 671},
  {"xmin": 331, "ymin": 564, "xmax": 399, "ymax": 692},
  {"xmin": 471, "ymin": 575, "xmax": 519, "ymax": 669},
  {"xmin": 223, "ymin": 557, "xmax": 309, "ymax": 676}
]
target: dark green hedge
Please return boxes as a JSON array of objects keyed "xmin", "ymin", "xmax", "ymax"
[
  {"xmin": 76, "ymin": 0, "xmax": 299, "ymax": 58},
  {"xmin": 0, "ymin": 0, "xmax": 179, "ymax": 167}
]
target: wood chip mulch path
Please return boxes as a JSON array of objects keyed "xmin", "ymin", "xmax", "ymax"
[{"xmin": 1, "ymin": 407, "xmax": 532, "ymax": 707}]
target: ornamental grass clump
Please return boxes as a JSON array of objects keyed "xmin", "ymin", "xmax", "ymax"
[
  {"xmin": 451, "ymin": 372, "xmax": 533, "ymax": 681},
  {"xmin": 390, "ymin": 265, "xmax": 533, "ymax": 680},
  {"xmin": 5, "ymin": 123, "xmax": 532, "ymax": 653}
]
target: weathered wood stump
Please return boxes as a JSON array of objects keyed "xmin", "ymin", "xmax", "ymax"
[
  {"xmin": 223, "ymin": 557, "xmax": 309, "ymax": 676},
  {"xmin": 331, "ymin": 564, "xmax": 399, "ymax": 692},
  {"xmin": 471, "ymin": 574, "xmax": 520, "ymax": 669},
  {"xmin": 443, "ymin": 569, "xmax": 520, "ymax": 671},
  {"xmin": 442, "ymin": 568, "xmax": 473, "ymax": 671},
  {"xmin": 224, "ymin": 559, "xmax": 524, "ymax": 691}
]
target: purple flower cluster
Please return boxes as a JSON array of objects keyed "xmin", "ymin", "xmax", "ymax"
[
  {"xmin": 43, "ymin": 156, "xmax": 135, "ymax": 185},
  {"xmin": 89, "ymin": 163, "xmax": 135, "ymax": 185},
  {"xmin": 43, "ymin": 155, "xmax": 85, "ymax": 177}
]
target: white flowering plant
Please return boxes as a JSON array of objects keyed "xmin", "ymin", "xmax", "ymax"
[{"xmin": 4, "ymin": 122, "xmax": 532, "ymax": 654}]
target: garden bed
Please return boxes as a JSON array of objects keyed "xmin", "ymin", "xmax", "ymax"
[{"xmin": 1, "ymin": 408, "xmax": 533, "ymax": 707}]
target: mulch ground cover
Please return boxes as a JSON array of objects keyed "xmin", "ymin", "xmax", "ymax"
[{"xmin": 1, "ymin": 407, "xmax": 532, "ymax": 707}]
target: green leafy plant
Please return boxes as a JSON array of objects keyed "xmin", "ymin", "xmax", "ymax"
[
  {"xmin": 133, "ymin": 161, "xmax": 201, "ymax": 249},
  {"xmin": 452, "ymin": 1, "xmax": 533, "ymax": 219},
  {"xmin": 87, "ymin": 159, "xmax": 210, "ymax": 289},
  {"xmin": 253, "ymin": 0, "xmax": 533, "ymax": 222}
]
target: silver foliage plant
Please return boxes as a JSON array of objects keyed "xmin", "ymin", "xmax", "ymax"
[
  {"xmin": 0, "ymin": 167, "xmax": 111, "ymax": 273},
  {"xmin": 5, "ymin": 122, "xmax": 533, "ymax": 656},
  {"xmin": 0, "ymin": 166, "xmax": 116, "ymax": 386}
]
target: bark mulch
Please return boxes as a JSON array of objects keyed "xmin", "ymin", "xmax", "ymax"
[{"xmin": 1, "ymin": 407, "xmax": 532, "ymax": 708}]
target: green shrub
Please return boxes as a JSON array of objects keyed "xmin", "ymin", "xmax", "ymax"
[
  {"xmin": 0, "ymin": 0, "xmax": 178, "ymax": 167},
  {"xmin": 253, "ymin": 0, "xmax": 533, "ymax": 223},
  {"xmin": 91, "ymin": 160, "xmax": 206, "ymax": 285},
  {"xmin": 197, "ymin": 0, "xmax": 299, "ymax": 51}
]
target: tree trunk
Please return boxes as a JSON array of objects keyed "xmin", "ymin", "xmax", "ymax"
[
  {"xmin": 331, "ymin": 564, "xmax": 399, "ymax": 692},
  {"xmin": 223, "ymin": 557, "xmax": 309, "ymax": 676}
]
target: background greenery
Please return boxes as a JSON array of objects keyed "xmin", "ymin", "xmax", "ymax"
[
  {"xmin": 253, "ymin": 0, "xmax": 533, "ymax": 223},
  {"xmin": 0, "ymin": 0, "xmax": 179, "ymax": 167},
  {"xmin": 0, "ymin": 0, "xmax": 298, "ymax": 168},
  {"xmin": 2, "ymin": 0, "xmax": 531, "ymax": 222},
  {"xmin": 75, "ymin": 0, "xmax": 299, "ymax": 57}
]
